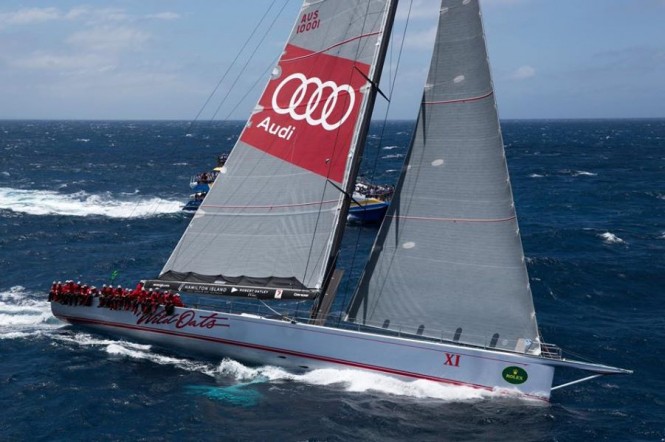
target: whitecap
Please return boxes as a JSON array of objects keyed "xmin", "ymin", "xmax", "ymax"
[
  {"xmin": 52, "ymin": 331, "xmax": 221, "ymax": 376},
  {"xmin": 382, "ymin": 145, "xmax": 401, "ymax": 150},
  {"xmin": 599, "ymin": 232, "xmax": 625, "ymax": 244},
  {"xmin": 529, "ymin": 173, "xmax": 544, "ymax": 178},
  {"xmin": 0, "ymin": 187, "xmax": 182, "ymax": 218},
  {"xmin": 381, "ymin": 154, "xmax": 405, "ymax": 159},
  {"xmin": 0, "ymin": 286, "xmax": 63, "ymax": 340},
  {"xmin": 572, "ymin": 170, "xmax": 597, "ymax": 177}
]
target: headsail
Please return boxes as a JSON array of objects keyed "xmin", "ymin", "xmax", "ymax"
[
  {"xmin": 347, "ymin": 0, "xmax": 542, "ymax": 354},
  {"xmin": 154, "ymin": 0, "xmax": 398, "ymax": 298}
]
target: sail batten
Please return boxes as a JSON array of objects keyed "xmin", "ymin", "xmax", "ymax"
[{"xmin": 346, "ymin": 0, "xmax": 541, "ymax": 354}]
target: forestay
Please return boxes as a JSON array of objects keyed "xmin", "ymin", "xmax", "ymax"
[
  {"xmin": 157, "ymin": 0, "xmax": 397, "ymax": 296},
  {"xmin": 347, "ymin": 0, "xmax": 542, "ymax": 353}
]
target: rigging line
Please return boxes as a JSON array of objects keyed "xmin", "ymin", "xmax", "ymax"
[
  {"xmin": 220, "ymin": 53, "xmax": 281, "ymax": 121},
  {"xmin": 302, "ymin": 0, "xmax": 378, "ymax": 290},
  {"xmin": 338, "ymin": 0, "xmax": 407, "ymax": 307},
  {"xmin": 259, "ymin": 298, "xmax": 290, "ymax": 320},
  {"xmin": 353, "ymin": 67, "xmax": 389, "ymax": 102},
  {"xmin": 165, "ymin": 2, "xmax": 290, "ymax": 271},
  {"xmin": 152, "ymin": 3, "xmax": 282, "ymax": 241},
  {"xmin": 186, "ymin": 0, "xmax": 279, "ymax": 134},
  {"xmin": 257, "ymin": 299, "xmax": 306, "ymax": 323},
  {"xmin": 341, "ymin": 0, "xmax": 414, "ymax": 306},
  {"xmin": 557, "ymin": 347, "xmax": 611, "ymax": 365},
  {"xmin": 367, "ymin": 0, "xmax": 412, "ymax": 184},
  {"xmin": 325, "ymin": 179, "xmax": 364, "ymax": 207},
  {"xmin": 209, "ymin": 0, "xmax": 291, "ymax": 122}
]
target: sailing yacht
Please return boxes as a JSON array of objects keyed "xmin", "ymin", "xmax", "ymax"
[{"xmin": 50, "ymin": 0, "xmax": 630, "ymax": 401}]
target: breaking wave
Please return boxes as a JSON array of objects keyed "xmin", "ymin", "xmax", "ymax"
[
  {"xmin": 0, "ymin": 286, "xmax": 63, "ymax": 340},
  {"xmin": 599, "ymin": 232, "xmax": 625, "ymax": 244},
  {"xmin": 572, "ymin": 170, "xmax": 597, "ymax": 177},
  {"xmin": 558, "ymin": 169, "xmax": 597, "ymax": 177},
  {"xmin": 0, "ymin": 187, "xmax": 183, "ymax": 217},
  {"xmin": 50, "ymin": 331, "xmax": 223, "ymax": 377}
]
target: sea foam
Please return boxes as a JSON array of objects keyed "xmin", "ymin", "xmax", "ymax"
[
  {"xmin": 211, "ymin": 358, "xmax": 509, "ymax": 403},
  {"xmin": 599, "ymin": 232, "xmax": 625, "ymax": 244},
  {"xmin": 0, "ymin": 286, "xmax": 62, "ymax": 340},
  {"xmin": 51, "ymin": 331, "xmax": 221, "ymax": 377},
  {"xmin": 0, "ymin": 187, "xmax": 182, "ymax": 218}
]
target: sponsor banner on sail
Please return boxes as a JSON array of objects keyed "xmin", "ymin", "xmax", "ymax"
[{"xmin": 240, "ymin": 44, "xmax": 369, "ymax": 184}]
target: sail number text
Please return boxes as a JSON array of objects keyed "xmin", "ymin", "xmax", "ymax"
[{"xmin": 296, "ymin": 10, "xmax": 320, "ymax": 34}]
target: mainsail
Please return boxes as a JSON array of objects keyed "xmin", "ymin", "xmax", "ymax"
[
  {"xmin": 154, "ymin": 0, "xmax": 398, "ymax": 298},
  {"xmin": 347, "ymin": 0, "xmax": 541, "ymax": 353}
]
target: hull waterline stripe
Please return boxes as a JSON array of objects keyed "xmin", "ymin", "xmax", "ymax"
[{"xmin": 55, "ymin": 313, "xmax": 549, "ymax": 402}]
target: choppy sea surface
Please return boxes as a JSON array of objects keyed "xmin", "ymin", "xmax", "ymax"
[{"xmin": 1, "ymin": 119, "xmax": 663, "ymax": 441}]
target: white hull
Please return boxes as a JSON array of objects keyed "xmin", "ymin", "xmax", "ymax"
[{"xmin": 51, "ymin": 300, "xmax": 557, "ymax": 400}]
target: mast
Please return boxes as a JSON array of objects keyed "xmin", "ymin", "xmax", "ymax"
[{"xmin": 317, "ymin": 0, "xmax": 400, "ymax": 308}]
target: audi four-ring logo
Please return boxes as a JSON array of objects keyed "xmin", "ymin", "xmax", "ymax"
[{"xmin": 271, "ymin": 73, "xmax": 356, "ymax": 131}]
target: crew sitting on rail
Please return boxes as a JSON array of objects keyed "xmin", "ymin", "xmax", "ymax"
[
  {"xmin": 49, "ymin": 280, "xmax": 185, "ymax": 313},
  {"xmin": 48, "ymin": 280, "xmax": 95, "ymax": 306}
]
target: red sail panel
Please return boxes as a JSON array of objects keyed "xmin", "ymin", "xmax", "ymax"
[{"xmin": 240, "ymin": 44, "xmax": 370, "ymax": 184}]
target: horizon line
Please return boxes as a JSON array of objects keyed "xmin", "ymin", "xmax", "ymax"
[{"xmin": 1, "ymin": 117, "xmax": 664, "ymax": 123}]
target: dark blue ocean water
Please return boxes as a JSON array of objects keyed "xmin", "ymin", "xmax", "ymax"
[{"xmin": 1, "ymin": 119, "xmax": 663, "ymax": 441}]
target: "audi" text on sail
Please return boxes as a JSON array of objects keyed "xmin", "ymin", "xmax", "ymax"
[{"xmin": 256, "ymin": 117, "xmax": 296, "ymax": 140}]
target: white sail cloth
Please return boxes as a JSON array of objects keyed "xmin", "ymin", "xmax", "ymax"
[{"xmin": 348, "ymin": 0, "xmax": 541, "ymax": 353}]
